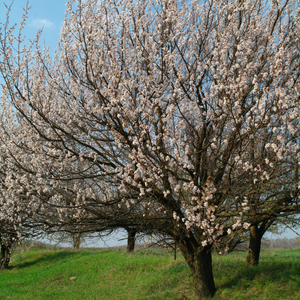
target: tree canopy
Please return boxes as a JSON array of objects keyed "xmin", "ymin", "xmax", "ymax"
[{"xmin": 0, "ymin": 0, "xmax": 299, "ymax": 298}]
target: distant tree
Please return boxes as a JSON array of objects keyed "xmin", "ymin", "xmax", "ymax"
[
  {"xmin": 247, "ymin": 210, "xmax": 300, "ymax": 265},
  {"xmin": 0, "ymin": 232, "xmax": 17, "ymax": 269},
  {"xmin": 0, "ymin": 156, "xmax": 38, "ymax": 269},
  {"xmin": 0, "ymin": 0, "xmax": 299, "ymax": 298},
  {"xmin": 245, "ymin": 164, "xmax": 299, "ymax": 265},
  {"xmin": 47, "ymin": 230, "xmax": 94, "ymax": 249}
]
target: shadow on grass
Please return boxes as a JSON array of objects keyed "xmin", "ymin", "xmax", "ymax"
[
  {"xmin": 218, "ymin": 260, "xmax": 300, "ymax": 290},
  {"xmin": 11, "ymin": 250, "xmax": 93, "ymax": 270}
]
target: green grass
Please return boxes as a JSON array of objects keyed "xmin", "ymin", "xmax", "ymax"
[
  {"xmin": 0, "ymin": 247, "xmax": 300, "ymax": 299},
  {"xmin": 213, "ymin": 249, "xmax": 300, "ymax": 300}
]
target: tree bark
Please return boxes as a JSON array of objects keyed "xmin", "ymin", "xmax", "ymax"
[
  {"xmin": 247, "ymin": 220, "xmax": 275, "ymax": 266},
  {"xmin": 72, "ymin": 233, "xmax": 82, "ymax": 249},
  {"xmin": 1, "ymin": 243, "xmax": 11, "ymax": 270},
  {"xmin": 126, "ymin": 228, "xmax": 137, "ymax": 253},
  {"xmin": 174, "ymin": 241, "xmax": 177, "ymax": 260},
  {"xmin": 179, "ymin": 243, "xmax": 216, "ymax": 299},
  {"xmin": 247, "ymin": 225, "xmax": 262, "ymax": 265}
]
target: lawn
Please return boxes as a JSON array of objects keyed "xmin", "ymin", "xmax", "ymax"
[{"xmin": 0, "ymin": 247, "xmax": 300, "ymax": 299}]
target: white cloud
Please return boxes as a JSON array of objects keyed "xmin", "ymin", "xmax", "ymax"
[{"xmin": 31, "ymin": 19, "xmax": 55, "ymax": 29}]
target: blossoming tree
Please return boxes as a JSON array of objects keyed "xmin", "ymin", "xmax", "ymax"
[
  {"xmin": 0, "ymin": 149, "xmax": 42, "ymax": 269},
  {"xmin": 0, "ymin": 0, "xmax": 299, "ymax": 298}
]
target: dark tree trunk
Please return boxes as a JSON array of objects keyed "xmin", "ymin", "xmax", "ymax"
[
  {"xmin": 126, "ymin": 228, "xmax": 137, "ymax": 253},
  {"xmin": 1, "ymin": 243, "xmax": 11, "ymax": 270},
  {"xmin": 247, "ymin": 225, "xmax": 262, "ymax": 265},
  {"xmin": 72, "ymin": 233, "xmax": 82, "ymax": 249},
  {"xmin": 174, "ymin": 241, "xmax": 177, "ymax": 260},
  {"xmin": 247, "ymin": 220, "xmax": 275, "ymax": 266},
  {"xmin": 178, "ymin": 242, "xmax": 216, "ymax": 299}
]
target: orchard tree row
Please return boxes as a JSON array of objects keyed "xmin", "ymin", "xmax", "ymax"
[{"xmin": 0, "ymin": 0, "xmax": 299, "ymax": 298}]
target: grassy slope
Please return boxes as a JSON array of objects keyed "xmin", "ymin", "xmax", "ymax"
[{"xmin": 0, "ymin": 247, "xmax": 300, "ymax": 300}]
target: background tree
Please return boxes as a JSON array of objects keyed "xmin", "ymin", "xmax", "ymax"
[
  {"xmin": 0, "ymin": 0, "xmax": 299, "ymax": 298},
  {"xmin": 0, "ymin": 152, "xmax": 42, "ymax": 269}
]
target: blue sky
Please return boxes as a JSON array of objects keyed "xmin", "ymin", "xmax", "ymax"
[{"xmin": 0, "ymin": 0, "xmax": 67, "ymax": 52}]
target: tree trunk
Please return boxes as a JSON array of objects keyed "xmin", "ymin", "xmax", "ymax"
[
  {"xmin": 72, "ymin": 233, "xmax": 82, "ymax": 249},
  {"xmin": 126, "ymin": 228, "xmax": 137, "ymax": 253},
  {"xmin": 174, "ymin": 241, "xmax": 177, "ymax": 260},
  {"xmin": 247, "ymin": 225, "xmax": 262, "ymax": 265},
  {"xmin": 179, "ymin": 243, "xmax": 216, "ymax": 299},
  {"xmin": 1, "ymin": 243, "xmax": 11, "ymax": 270}
]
